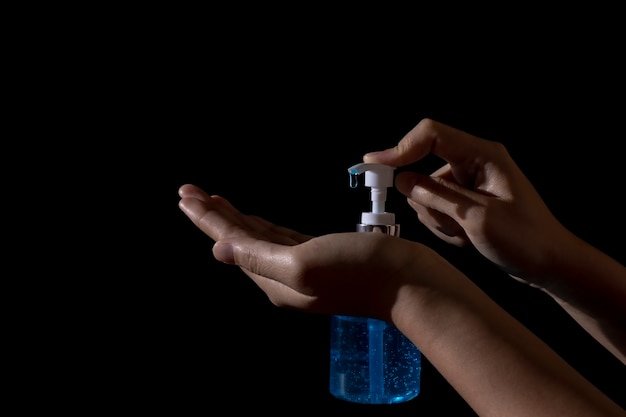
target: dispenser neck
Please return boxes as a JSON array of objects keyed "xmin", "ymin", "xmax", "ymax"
[{"xmin": 356, "ymin": 223, "xmax": 400, "ymax": 236}]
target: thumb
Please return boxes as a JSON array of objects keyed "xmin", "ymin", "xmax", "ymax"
[
  {"xmin": 212, "ymin": 241, "xmax": 236, "ymax": 264},
  {"xmin": 212, "ymin": 239, "xmax": 294, "ymax": 279}
]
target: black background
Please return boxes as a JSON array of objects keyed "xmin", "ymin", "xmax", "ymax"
[{"xmin": 52, "ymin": 11, "xmax": 626, "ymax": 416}]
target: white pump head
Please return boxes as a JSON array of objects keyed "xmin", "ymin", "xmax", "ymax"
[{"xmin": 347, "ymin": 162, "xmax": 396, "ymax": 226}]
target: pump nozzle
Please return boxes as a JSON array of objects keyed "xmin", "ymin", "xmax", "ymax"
[{"xmin": 348, "ymin": 163, "xmax": 396, "ymax": 226}]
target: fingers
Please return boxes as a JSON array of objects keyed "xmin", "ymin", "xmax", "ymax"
[
  {"xmin": 247, "ymin": 273, "xmax": 317, "ymax": 310},
  {"xmin": 179, "ymin": 184, "xmax": 264, "ymax": 239},
  {"xmin": 406, "ymin": 198, "xmax": 470, "ymax": 247},
  {"xmin": 178, "ymin": 193, "xmax": 238, "ymax": 242},
  {"xmin": 178, "ymin": 184, "xmax": 312, "ymax": 245},
  {"xmin": 177, "ymin": 182, "xmax": 319, "ymax": 308},
  {"xmin": 213, "ymin": 239, "xmax": 318, "ymax": 310},
  {"xmin": 213, "ymin": 238, "xmax": 292, "ymax": 277},
  {"xmin": 363, "ymin": 118, "xmax": 496, "ymax": 171},
  {"xmin": 213, "ymin": 238, "xmax": 304, "ymax": 293},
  {"xmin": 178, "ymin": 183, "xmax": 212, "ymax": 201},
  {"xmin": 395, "ymin": 171, "xmax": 488, "ymax": 226}
]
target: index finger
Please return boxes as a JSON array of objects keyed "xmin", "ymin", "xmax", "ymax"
[
  {"xmin": 363, "ymin": 118, "xmax": 496, "ymax": 168},
  {"xmin": 178, "ymin": 185, "xmax": 310, "ymax": 245}
]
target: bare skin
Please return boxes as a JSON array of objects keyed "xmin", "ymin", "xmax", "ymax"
[
  {"xmin": 364, "ymin": 118, "xmax": 626, "ymax": 363},
  {"xmin": 178, "ymin": 118, "xmax": 625, "ymax": 416}
]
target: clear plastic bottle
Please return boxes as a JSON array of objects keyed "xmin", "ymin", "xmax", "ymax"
[
  {"xmin": 329, "ymin": 163, "xmax": 421, "ymax": 404},
  {"xmin": 329, "ymin": 315, "xmax": 421, "ymax": 404}
]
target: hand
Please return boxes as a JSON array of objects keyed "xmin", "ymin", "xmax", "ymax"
[
  {"xmin": 177, "ymin": 185, "xmax": 626, "ymax": 415},
  {"xmin": 364, "ymin": 118, "xmax": 570, "ymax": 286},
  {"xmin": 178, "ymin": 184, "xmax": 454, "ymax": 321},
  {"xmin": 365, "ymin": 119, "xmax": 626, "ymax": 363}
]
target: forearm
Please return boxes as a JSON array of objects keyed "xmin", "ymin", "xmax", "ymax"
[
  {"xmin": 542, "ymin": 232, "xmax": 626, "ymax": 364},
  {"xmin": 391, "ymin": 259, "xmax": 625, "ymax": 417}
]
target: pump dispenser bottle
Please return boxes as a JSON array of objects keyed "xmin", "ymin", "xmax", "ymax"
[{"xmin": 329, "ymin": 163, "xmax": 421, "ymax": 404}]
